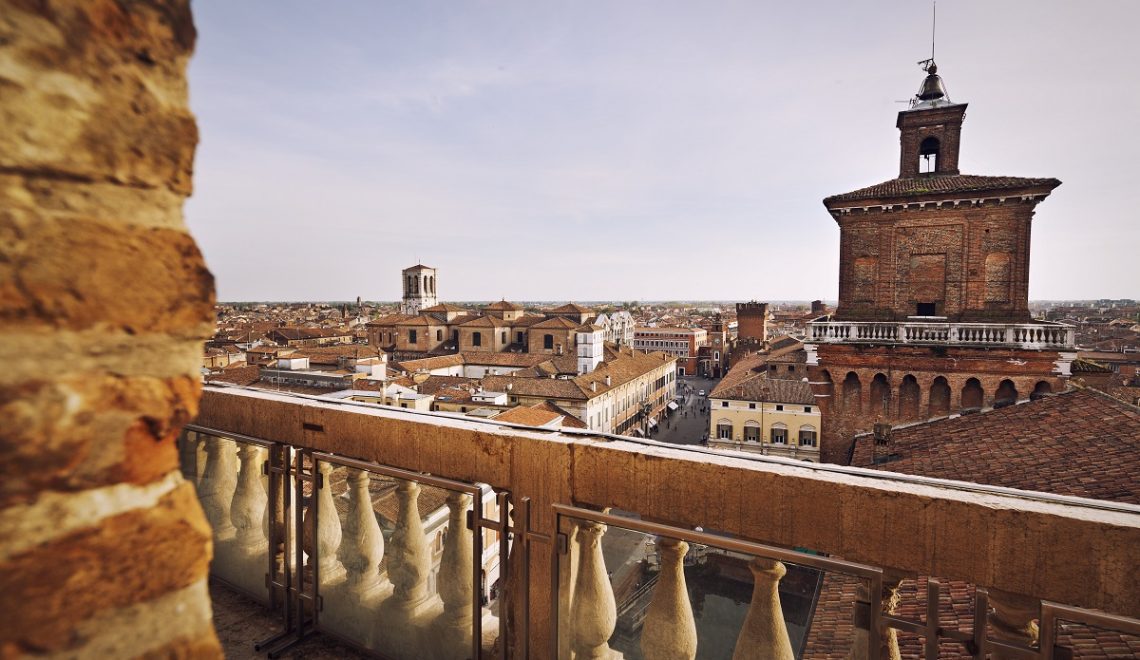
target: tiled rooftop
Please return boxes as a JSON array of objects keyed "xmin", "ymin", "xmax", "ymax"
[
  {"xmin": 824, "ymin": 174, "xmax": 1061, "ymax": 206},
  {"xmin": 851, "ymin": 388, "xmax": 1140, "ymax": 504}
]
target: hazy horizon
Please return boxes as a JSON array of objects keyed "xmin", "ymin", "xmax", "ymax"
[{"xmin": 188, "ymin": 1, "xmax": 1140, "ymax": 302}]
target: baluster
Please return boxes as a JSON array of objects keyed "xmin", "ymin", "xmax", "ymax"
[
  {"xmin": 341, "ymin": 468, "xmax": 385, "ymax": 593},
  {"xmin": 732, "ymin": 558, "xmax": 794, "ymax": 660},
  {"xmin": 198, "ymin": 436, "xmax": 238, "ymax": 541},
  {"xmin": 848, "ymin": 576, "xmax": 902, "ymax": 660},
  {"xmin": 988, "ymin": 589, "xmax": 1039, "ymax": 659},
  {"xmin": 387, "ymin": 479, "xmax": 432, "ymax": 610},
  {"xmin": 570, "ymin": 521, "xmax": 620, "ymax": 659},
  {"xmin": 231, "ymin": 444, "xmax": 268, "ymax": 551},
  {"xmin": 304, "ymin": 461, "xmax": 345, "ymax": 586},
  {"xmin": 435, "ymin": 492, "xmax": 475, "ymax": 657},
  {"xmin": 641, "ymin": 538, "xmax": 697, "ymax": 660}
]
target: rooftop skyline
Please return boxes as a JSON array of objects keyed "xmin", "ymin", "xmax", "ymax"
[{"xmin": 187, "ymin": 1, "xmax": 1140, "ymax": 302}]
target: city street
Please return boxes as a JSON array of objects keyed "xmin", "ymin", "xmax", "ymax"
[{"xmin": 652, "ymin": 376, "xmax": 720, "ymax": 446}]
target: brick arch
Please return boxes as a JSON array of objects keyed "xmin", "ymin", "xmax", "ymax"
[
  {"xmin": 995, "ymin": 379, "xmax": 1018, "ymax": 408},
  {"xmin": 870, "ymin": 373, "xmax": 891, "ymax": 420},
  {"xmin": 929, "ymin": 376, "xmax": 951, "ymax": 418},
  {"xmin": 1031, "ymin": 380, "xmax": 1053, "ymax": 400},
  {"xmin": 961, "ymin": 377, "xmax": 984, "ymax": 411},
  {"xmin": 898, "ymin": 374, "xmax": 921, "ymax": 422},
  {"xmin": 841, "ymin": 372, "xmax": 862, "ymax": 414}
]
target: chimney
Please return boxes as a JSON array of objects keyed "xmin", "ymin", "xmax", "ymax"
[
  {"xmin": 605, "ymin": 375, "xmax": 611, "ymax": 387},
  {"xmin": 591, "ymin": 381, "xmax": 597, "ymax": 392}
]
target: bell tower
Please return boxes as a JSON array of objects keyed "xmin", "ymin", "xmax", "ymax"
[
  {"xmin": 400, "ymin": 264, "xmax": 437, "ymax": 316},
  {"xmin": 807, "ymin": 58, "xmax": 1073, "ymax": 464},
  {"xmin": 897, "ymin": 63, "xmax": 967, "ymax": 177}
]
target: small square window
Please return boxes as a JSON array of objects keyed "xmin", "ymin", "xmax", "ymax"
[
  {"xmin": 748, "ymin": 403, "xmax": 756, "ymax": 409},
  {"xmin": 721, "ymin": 401, "xmax": 728, "ymax": 407},
  {"xmin": 775, "ymin": 404, "xmax": 784, "ymax": 411},
  {"xmin": 804, "ymin": 406, "xmax": 812, "ymax": 413}
]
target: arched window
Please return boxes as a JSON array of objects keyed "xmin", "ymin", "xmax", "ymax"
[
  {"xmin": 899, "ymin": 375, "xmax": 921, "ymax": 422},
  {"xmin": 798, "ymin": 425, "xmax": 817, "ymax": 447},
  {"xmin": 919, "ymin": 136, "xmax": 940, "ymax": 173},
  {"xmin": 871, "ymin": 373, "xmax": 891, "ymax": 419},
  {"xmin": 929, "ymin": 376, "xmax": 951, "ymax": 417},
  {"xmin": 961, "ymin": 377, "xmax": 983, "ymax": 411},
  {"xmin": 995, "ymin": 379, "xmax": 1018, "ymax": 408},
  {"xmin": 743, "ymin": 421, "xmax": 761, "ymax": 442},
  {"xmin": 842, "ymin": 372, "xmax": 862, "ymax": 414},
  {"xmin": 1031, "ymin": 381, "xmax": 1053, "ymax": 400},
  {"xmin": 716, "ymin": 420, "xmax": 733, "ymax": 440},
  {"xmin": 770, "ymin": 422, "xmax": 788, "ymax": 444}
]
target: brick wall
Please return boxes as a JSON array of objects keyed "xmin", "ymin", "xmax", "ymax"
[
  {"xmin": 736, "ymin": 302, "xmax": 770, "ymax": 342},
  {"xmin": 0, "ymin": 1, "xmax": 220, "ymax": 656},
  {"xmin": 835, "ymin": 202, "xmax": 1038, "ymax": 323},
  {"xmin": 811, "ymin": 344, "xmax": 1066, "ymax": 464}
]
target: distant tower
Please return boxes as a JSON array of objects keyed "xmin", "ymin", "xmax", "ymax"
[
  {"xmin": 401, "ymin": 264, "xmax": 438, "ymax": 316},
  {"xmin": 736, "ymin": 302, "xmax": 771, "ymax": 343}
]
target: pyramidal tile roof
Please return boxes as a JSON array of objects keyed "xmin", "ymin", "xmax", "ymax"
[{"xmin": 824, "ymin": 174, "xmax": 1060, "ymax": 206}]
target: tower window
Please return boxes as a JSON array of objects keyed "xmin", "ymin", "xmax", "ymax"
[
  {"xmin": 473, "ymin": 332, "xmax": 482, "ymax": 347},
  {"xmin": 544, "ymin": 334, "xmax": 554, "ymax": 349},
  {"xmin": 916, "ymin": 302, "xmax": 937, "ymax": 316},
  {"xmin": 919, "ymin": 136, "xmax": 940, "ymax": 174}
]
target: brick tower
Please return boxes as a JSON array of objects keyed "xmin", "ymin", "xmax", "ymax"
[
  {"xmin": 806, "ymin": 62, "xmax": 1076, "ymax": 464},
  {"xmin": 736, "ymin": 301, "xmax": 771, "ymax": 344}
]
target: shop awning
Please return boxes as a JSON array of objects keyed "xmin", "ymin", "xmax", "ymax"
[
  {"xmin": 648, "ymin": 418, "xmax": 658, "ymax": 428},
  {"xmin": 667, "ymin": 401, "xmax": 679, "ymax": 411}
]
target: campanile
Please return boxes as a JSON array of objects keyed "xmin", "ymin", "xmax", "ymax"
[{"xmin": 806, "ymin": 62, "xmax": 1075, "ymax": 463}]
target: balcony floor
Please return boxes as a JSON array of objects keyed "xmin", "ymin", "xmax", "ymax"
[{"xmin": 210, "ymin": 580, "xmax": 371, "ymax": 659}]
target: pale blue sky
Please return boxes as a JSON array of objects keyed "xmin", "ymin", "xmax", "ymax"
[{"xmin": 186, "ymin": 1, "xmax": 1140, "ymax": 302}]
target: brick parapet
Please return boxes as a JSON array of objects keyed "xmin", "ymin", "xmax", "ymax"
[{"xmin": 0, "ymin": 1, "xmax": 219, "ymax": 656}]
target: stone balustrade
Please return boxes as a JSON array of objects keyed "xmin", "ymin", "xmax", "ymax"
[
  {"xmin": 187, "ymin": 386, "xmax": 1140, "ymax": 658},
  {"xmin": 807, "ymin": 318, "xmax": 1075, "ymax": 350},
  {"xmin": 182, "ymin": 431, "xmax": 496, "ymax": 659}
]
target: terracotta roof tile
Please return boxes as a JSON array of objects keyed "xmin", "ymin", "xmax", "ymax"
[
  {"xmin": 851, "ymin": 388, "xmax": 1140, "ymax": 504},
  {"xmin": 824, "ymin": 174, "xmax": 1061, "ymax": 206}
]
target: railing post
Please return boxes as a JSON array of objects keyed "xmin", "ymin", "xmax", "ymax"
[
  {"xmin": 198, "ymin": 436, "xmax": 237, "ymax": 542},
  {"xmin": 732, "ymin": 558, "xmax": 794, "ymax": 660},
  {"xmin": 436, "ymin": 492, "xmax": 475, "ymax": 658},
  {"xmin": 569, "ymin": 520, "xmax": 620, "ymax": 659},
  {"xmin": 641, "ymin": 537, "xmax": 697, "ymax": 660},
  {"xmin": 988, "ymin": 588, "xmax": 1040, "ymax": 659},
  {"xmin": 849, "ymin": 576, "xmax": 902, "ymax": 660}
]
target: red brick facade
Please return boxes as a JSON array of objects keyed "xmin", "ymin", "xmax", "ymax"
[
  {"xmin": 736, "ymin": 301, "xmax": 770, "ymax": 342},
  {"xmin": 813, "ymin": 344, "xmax": 1067, "ymax": 463},
  {"xmin": 832, "ymin": 200, "xmax": 1050, "ymax": 323},
  {"xmin": 809, "ymin": 65, "xmax": 1069, "ymax": 464}
]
